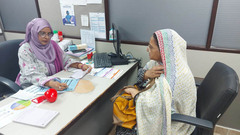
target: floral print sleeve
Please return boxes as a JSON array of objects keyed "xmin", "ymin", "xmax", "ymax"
[
  {"xmin": 18, "ymin": 43, "xmax": 56, "ymax": 88},
  {"xmin": 18, "ymin": 43, "xmax": 81, "ymax": 88},
  {"xmin": 61, "ymin": 51, "xmax": 80, "ymax": 70}
]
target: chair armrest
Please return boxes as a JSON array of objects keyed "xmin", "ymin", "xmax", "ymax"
[
  {"xmin": 195, "ymin": 83, "xmax": 201, "ymax": 87},
  {"xmin": 171, "ymin": 113, "xmax": 213, "ymax": 130},
  {"xmin": 194, "ymin": 77, "xmax": 203, "ymax": 87},
  {"xmin": 0, "ymin": 76, "xmax": 22, "ymax": 93}
]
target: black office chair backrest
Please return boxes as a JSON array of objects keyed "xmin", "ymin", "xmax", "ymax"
[
  {"xmin": 196, "ymin": 62, "xmax": 239, "ymax": 131},
  {"xmin": 0, "ymin": 39, "xmax": 23, "ymax": 81}
]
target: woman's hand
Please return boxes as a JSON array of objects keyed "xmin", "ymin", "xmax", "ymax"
[
  {"xmin": 70, "ymin": 63, "xmax": 92, "ymax": 73},
  {"xmin": 124, "ymin": 88, "xmax": 140, "ymax": 98},
  {"xmin": 76, "ymin": 63, "xmax": 92, "ymax": 73},
  {"xmin": 82, "ymin": 64, "xmax": 92, "ymax": 73},
  {"xmin": 144, "ymin": 65, "xmax": 164, "ymax": 80},
  {"xmin": 45, "ymin": 80, "xmax": 68, "ymax": 91}
]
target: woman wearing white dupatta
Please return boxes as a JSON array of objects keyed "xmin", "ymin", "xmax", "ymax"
[{"xmin": 116, "ymin": 29, "xmax": 196, "ymax": 135}]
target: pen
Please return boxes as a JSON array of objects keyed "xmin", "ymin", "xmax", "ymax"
[{"xmin": 54, "ymin": 78, "xmax": 62, "ymax": 83}]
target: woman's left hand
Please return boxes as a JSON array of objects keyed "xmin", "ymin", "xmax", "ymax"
[
  {"xmin": 75, "ymin": 63, "xmax": 92, "ymax": 73},
  {"xmin": 124, "ymin": 88, "xmax": 139, "ymax": 98},
  {"xmin": 144, "ymin": 65, "xmax": 164, "ymax": 80},
  {"xmin": 82, "ymin": 64, "xmax": 92, "ymax": 73}
]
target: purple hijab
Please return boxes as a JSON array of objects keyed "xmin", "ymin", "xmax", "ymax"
[{"xmin": 16, "ymin": 18, "xmax": 63, "ymax": 85}]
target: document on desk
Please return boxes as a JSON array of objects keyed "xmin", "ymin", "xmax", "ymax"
[
  {"xmin": 91, "ymin": 68, "xmax": 122, "ymax": 79},
  {"xmin": 75, "ymin": 60, "xmax": 122, "ymax": 79},
  {"xmin": 12, "ymin": 78, "xmax": 80, "ymax": 97},
  {"xmin": 0, "ymin": 100, "xmax": 39, "ymax": 128},
  {"xmin": 13, "ymin": 108, "xmax": 59, "ymax": 128},
  {"xmin": 11, "ymin": 90, "xmax": 37, "ymax": 100},
  {"xmin": 71, "ymin": 68, "xmax": 90, "ymax": 79}
]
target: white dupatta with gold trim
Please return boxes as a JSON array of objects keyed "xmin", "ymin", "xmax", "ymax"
[{"xmin": 136, "ymin": 29, "xmax": 196, "ymax": 135}]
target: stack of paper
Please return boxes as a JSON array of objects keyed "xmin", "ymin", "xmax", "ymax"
[
  {"xmin": 13, "ymin": 108, "xmax": 59, "ymax": 127},
  {"xmin": 11, "ymin": 90, "xmax": 36, "ymax": 100},
  {"xmin": 66, "ymin": 47, "xmax": 94, "ymax": 58}
]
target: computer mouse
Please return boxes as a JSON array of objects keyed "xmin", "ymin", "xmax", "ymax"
[{"xmin": 108, "ymin": 52, "xmax": 117, "ymax": 57}]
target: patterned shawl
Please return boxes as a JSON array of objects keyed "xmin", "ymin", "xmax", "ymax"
[{"xmin": 136, "ymin": 29, "xmax": 196, "ymax": 135}]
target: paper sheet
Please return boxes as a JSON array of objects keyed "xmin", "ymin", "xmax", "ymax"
[
  {"xmin": 80, "ymin": 29, "xmax": 95, "ymax": 49},
  {"xmin": 13, "ymin": 108, "xmax": 59, "ymax": 128},
  {"xmin": 89, "ymin": 12, "xmax": 106, "ymax": 39},
  {"xmin": 71, "ymin": 68, "xmax": 89, "ymax": 79},
  {"xmin": 87, "ymin": 0, "xmax": 102, "ymax": 4},
  {"xmin": 21, "ymin": 79, "xmax": 79, "ymax": 95},
  {"xmin": 74, "ymin": 0, "xmax": 87, "ymax": 5},
  {"xmin": 11, "ymin": 90, "xmax": 36, "ymax": 100},
  {"xmin": 81, "ymin": 15, "xmax": 89, "ymax": 26},
  {"xmin": 0, "ymin": 100, "xmax": 38, "ymax": 128},
  {"xmin": 91, "ymin": 68, "xmax": 122, "ymax": 79}
]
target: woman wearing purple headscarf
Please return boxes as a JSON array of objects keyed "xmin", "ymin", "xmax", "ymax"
[{"xmin": 15, "ymin": 18, "xmax": 92, "ymax": 90}]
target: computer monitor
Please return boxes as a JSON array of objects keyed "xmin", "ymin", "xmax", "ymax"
[{"xmin": 110, "ymin": 23, "xmax": 128, "ymax": 65}]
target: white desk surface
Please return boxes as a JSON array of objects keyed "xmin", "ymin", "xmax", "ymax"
[{"xmin": 0, "ymin": 62, "xmax": 137, "ymax": 135}]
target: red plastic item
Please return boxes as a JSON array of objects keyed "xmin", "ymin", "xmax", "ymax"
[
  {"xmin": 58, "ymin": 31, "xmax": 62, "ymax": 35},
  {"xmin": 87, "ymin": 52, "xmax": 93, "ymax": 60},
  {"xmin": 58, "ymin": 31, "xmax": 63, "ymax": 41},
  {"xmin": 32, "ymin": 88, "xmax": 58, "ymax": 104},
  {"xmin": 87, "ymin": 53, "xmax": 92, "ymax": 60}
]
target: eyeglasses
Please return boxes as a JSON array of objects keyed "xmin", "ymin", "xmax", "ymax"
[
  {"xmin": 38, "ymin": 31, "xmax": 53, "ymax": 38},
  {"xmin": 148, "ymin": 44, "xmax": 153, "ymax": 49}
]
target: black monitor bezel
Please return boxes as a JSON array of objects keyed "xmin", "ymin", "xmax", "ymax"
[{"xmin": 112, "ymin": 23, "xmax": 121, "ymax": 57}]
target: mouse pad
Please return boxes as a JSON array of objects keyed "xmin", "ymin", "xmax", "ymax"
[{"xmin": 74, "ymin": 80, "xmax": 95, "ymax": 93}]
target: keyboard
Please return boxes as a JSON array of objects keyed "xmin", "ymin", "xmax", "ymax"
[{"xmin": 93, "ymin": 53, "xmax": 112, "ymax": 68}]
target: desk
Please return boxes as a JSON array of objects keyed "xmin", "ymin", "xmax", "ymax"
[{"xmin": 0, "ymin": 62, "xmax": 138, "ymax": 135}]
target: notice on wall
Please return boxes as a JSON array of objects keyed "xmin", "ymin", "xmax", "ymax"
[
  {"xmin": 87, "ymin": 0, "xmax": 102, "ymax": 4},
  {"xmin": 81, "ymin": 15, "xmax": 89, "ymax": 26},
  {"xmin": 60, "ymin": 3, "xmax": 76, "ymax": 26},
  {"xmin": 89, "ymin": 12, "xmax": 106, "ymax": 39},
  {"xmin": 80, "ymin": 29, "xmax": 95, "ymax": 49},
  {"xmin": 74, "ymin": 0, "xmax": 87, "ymax": 5}
]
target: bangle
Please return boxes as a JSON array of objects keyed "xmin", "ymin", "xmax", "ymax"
[
  {"xmin": 80, "ymin": 64, "xmax": 85, "ymax": 69},
  {"xmin": 77, "ymin": 63, "xmax": 81, "ymax": 69}
]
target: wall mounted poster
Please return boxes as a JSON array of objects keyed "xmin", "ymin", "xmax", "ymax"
[{"xmin": 60, "ymin": 3, "xmax": 76, "ymax": 26}]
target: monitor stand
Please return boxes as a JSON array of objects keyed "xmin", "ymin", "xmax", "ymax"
[{"xmin": 110, "ymin": 55, "xmax": 128, "ymax": 65}]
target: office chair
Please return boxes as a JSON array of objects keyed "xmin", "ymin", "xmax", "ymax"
[
  {"xmin": 171, "ymin": 62, "xmax": 239, "ymax": 135},
  {"xmin": 0, "ymin": 39, "xmax": 23, "ymax": 100}
]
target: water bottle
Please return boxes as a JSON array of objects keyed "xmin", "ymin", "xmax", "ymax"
[
  {"xmin": 109, "ymin": 28, "xmax": 113, "ymax": 40},
  {"xmin": 51, "ymin": 30, "xmax": 59, "ymax": 42}
]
